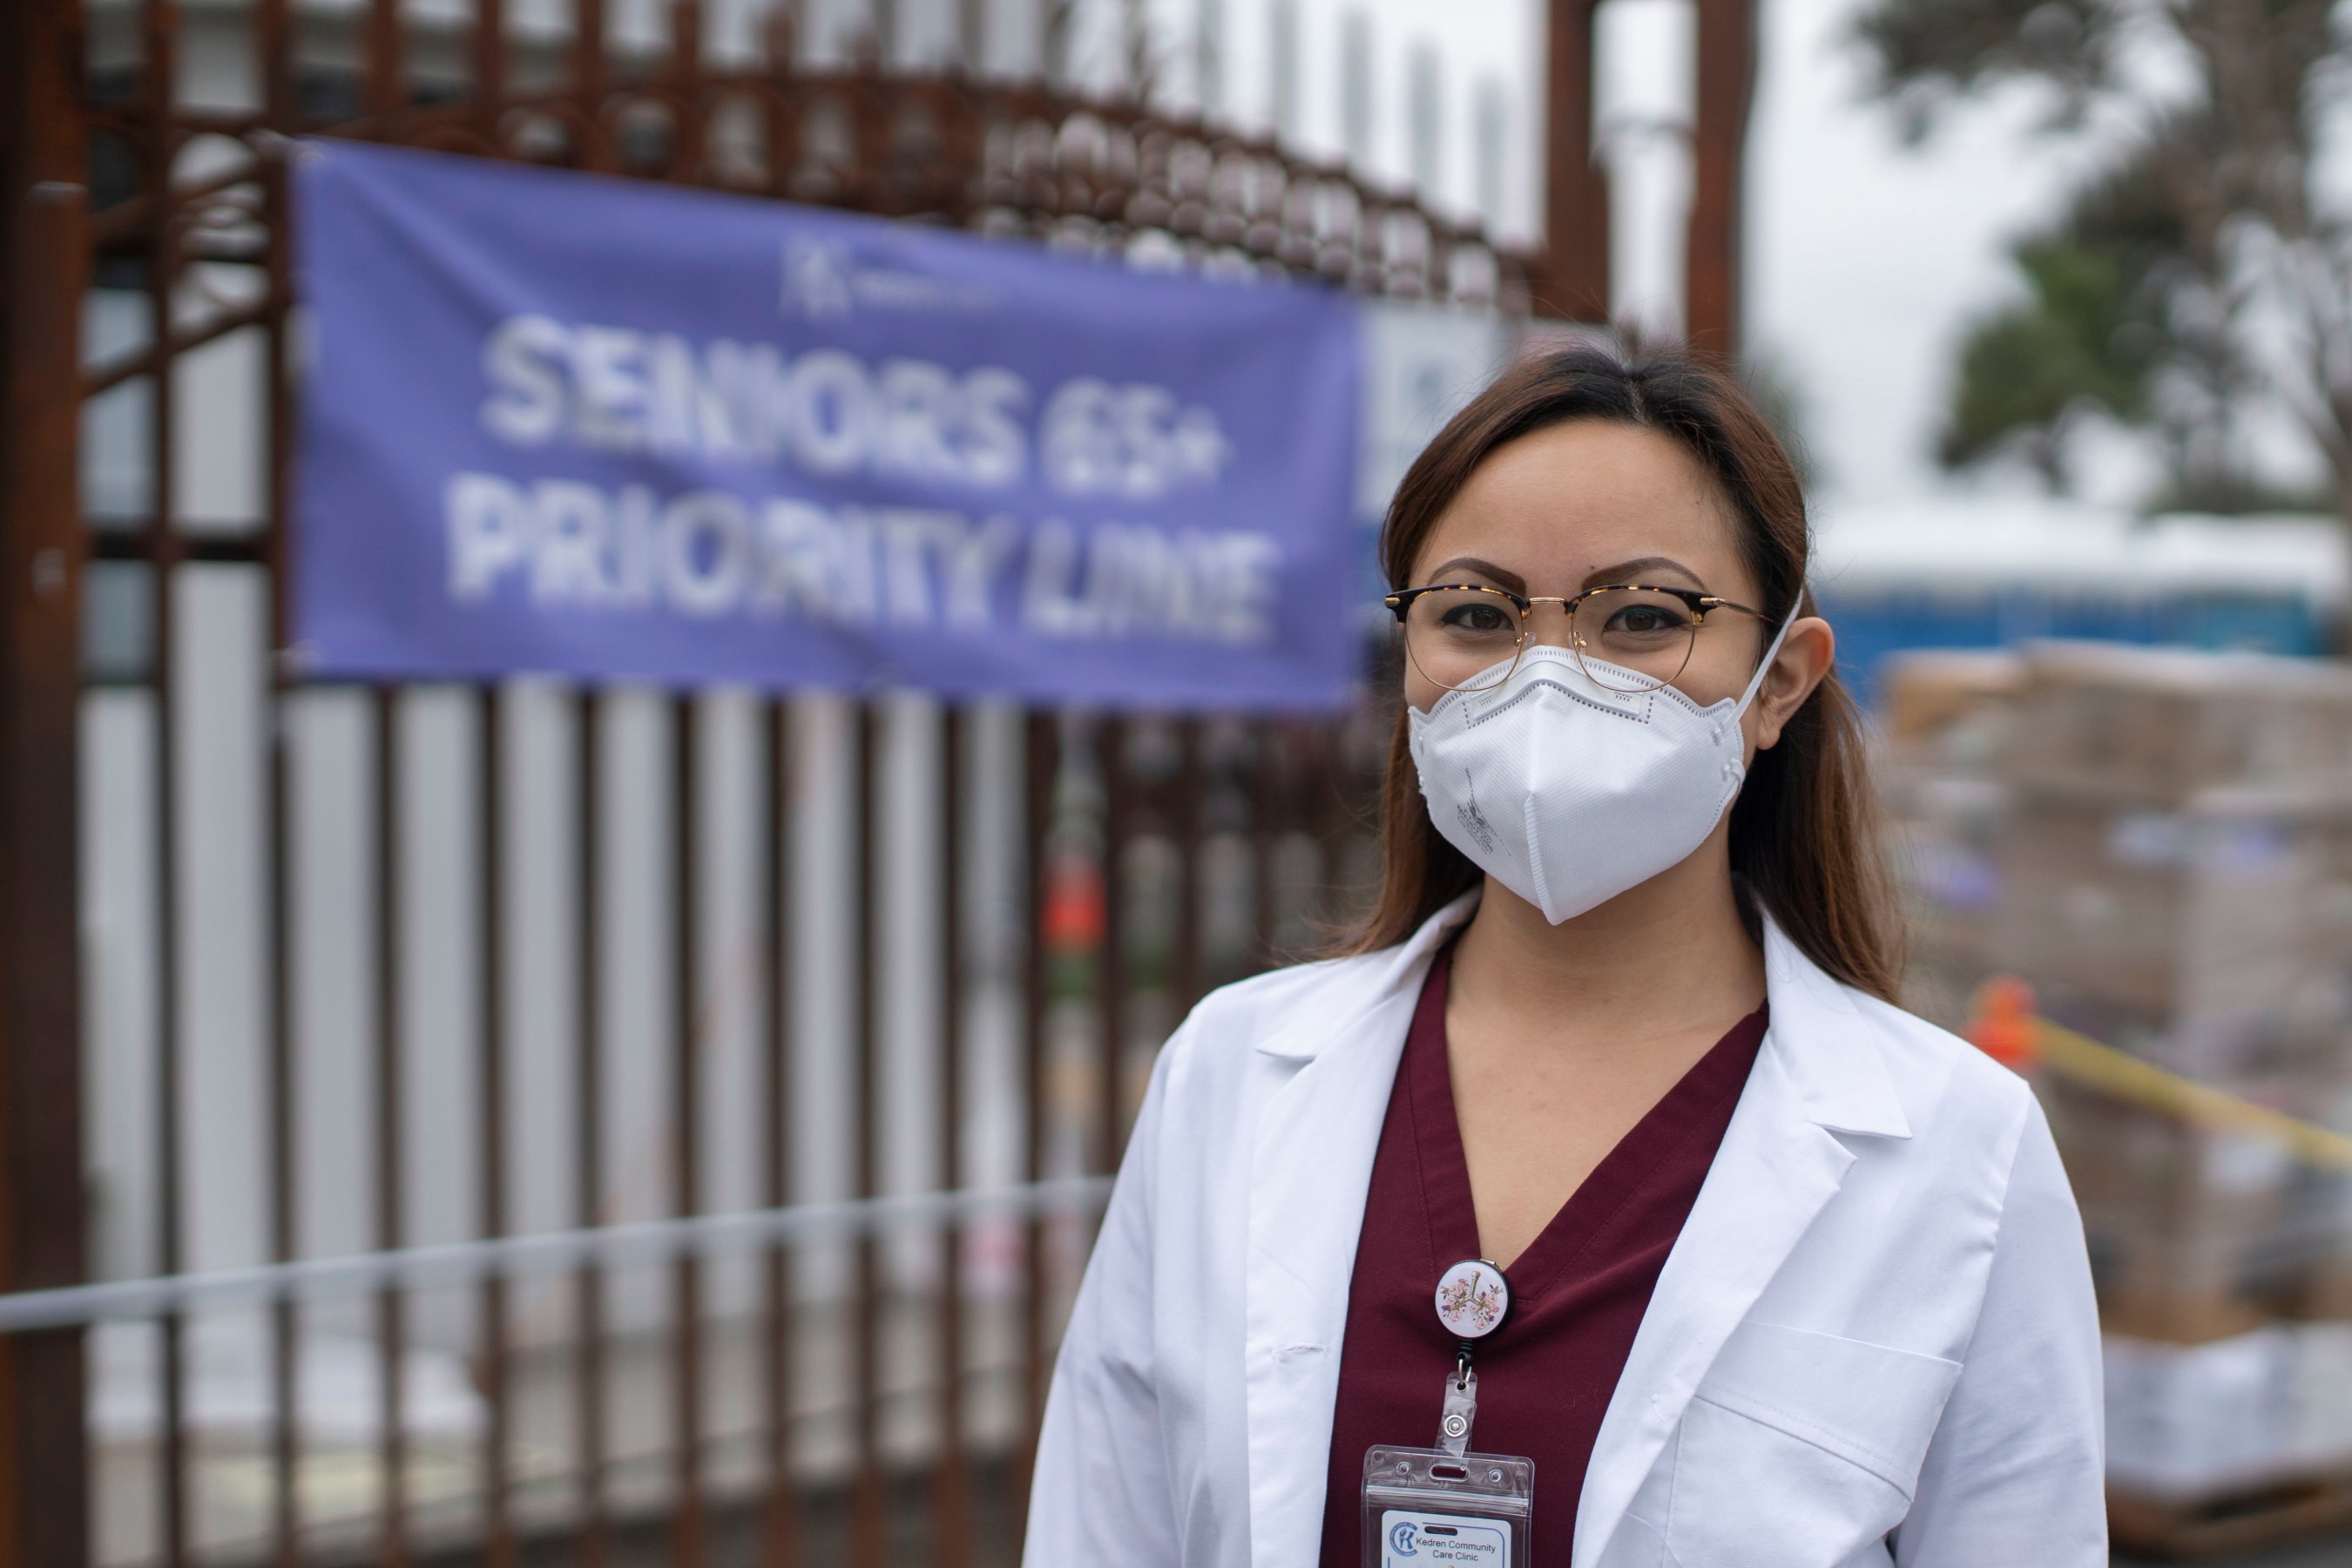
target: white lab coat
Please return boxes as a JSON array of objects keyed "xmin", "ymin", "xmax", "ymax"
[{"xmin": 1024, "ymin": 894, "xmax": 2105, "ymax": 1567}]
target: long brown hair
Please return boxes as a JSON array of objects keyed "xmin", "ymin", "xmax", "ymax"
[{"xmin": 1346, "ymin": 344, "xmax": 1904, "ymax": 1002}]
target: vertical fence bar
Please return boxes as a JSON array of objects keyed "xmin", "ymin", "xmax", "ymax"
[
  {"xmin": 1686, "ymin": 0, "xmax": 1753, "ymax": 354},
  {"xmin": 1095, "ymin": 719, "xmax": 1129, "ymax": 1170},
  {"xmin": 0, "ymin": 0, "xmax": 91, "ymax": 1559},
  {"xmin": 573, "ymin": 0, "xmax": 607, "ymax": 168},
  {"xmin": 141, "ymin": 5, "xmax": 193, "ymax": 1561},
  {"xmin": 1013, "ymin": 709, "xmax": 1056, "ymax": 1531},
  {"xmin": 760, "ymin": 700, "xmax": 797, "ymax": 1568},
  {"xmin": 265, "ymin": 355, "xmax": 302, "ymax": 1568},
  {"xmin": 1170, "ymin": 720, "xmax": 1203, "ymax": 1019},
  {"xmin": 931, "ymin": 706, "xmax": 970, "ymax": 1568},
  {"xmin": 850, "ymin": 704, "xmax": 887, "ymax": 1562},
  {"xmin": 477, "ymin": 689, "xmax": 515, "ymax": 1568},
  {"xmin": 668, "ymin": 0, "xmax": 708, "ymax": 175},
  {"xmin": 1313, "ymin": 727, "xmax": 1349, "ymax": 933},
  {"xmin": 763, "ymin": 8, "xmax": 800, "ymax": 199},
  {"xmin": 261, "ymin": 44, "xmax": 303, "ymax": 1564},
  {"xmin": 670, "ymin": 694, "xmax": 708, "ymax": 1568},
  {"xmin": 1540, "ymin": 0, "xmax": 1608, "ymax": 320},
  {"xmin": 1249, "ymin": 723, "xmax": 1278, "ymax": 973},
  {"xmin": 257, "ymin": 0, "xmax": 293, "ymax": 127},
  {"xmin": 572, "ymin": 690, "xmax": 610, "ymax": 1568},
  {"xmin": 367, "ymin": 0, "xmax": 405, "ymax": 113},
  {"xmin": 374, "ymin": 690, "xmax": 409, "ymax": 1568},
  {"xmin": 474, "ymin": 0, "xmax": 507, "ymax": 143}
]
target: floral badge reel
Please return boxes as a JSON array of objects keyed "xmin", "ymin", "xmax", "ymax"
[
  {"xmin": 1434, "ymin": 1258, "xmax": 1511, "ymax": 1342},
  {"xmin": 1362, "ymin": 1258, "xmax": 1531, "ymax": 1568}
]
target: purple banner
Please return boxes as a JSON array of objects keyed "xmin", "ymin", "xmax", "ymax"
[{"xmin": 292, "ymin": 139, "xmax": 1362, "ymax": 708}]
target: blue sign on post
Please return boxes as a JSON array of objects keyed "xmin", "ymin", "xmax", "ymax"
[{"xmin": 292, "ymin": 139, "xmax": 1363, "ymax": 710}]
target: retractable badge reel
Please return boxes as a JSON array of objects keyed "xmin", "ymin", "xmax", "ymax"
[{"xmin": 1361, "ymin": 1259, "xmax": 1534, "ymax": 1568}]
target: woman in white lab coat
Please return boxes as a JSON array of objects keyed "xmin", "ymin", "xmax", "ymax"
[{"xmin": 1024, "ymin": 347, "xmax": 2104, "ymax": 1567}]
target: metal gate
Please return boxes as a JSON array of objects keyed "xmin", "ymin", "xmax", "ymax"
[{"xmin": 0, "ymin": 3, "xmax": 1541, "ymax": 1565}]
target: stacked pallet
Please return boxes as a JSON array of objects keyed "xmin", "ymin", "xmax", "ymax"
[{"xmin": 1882, "ymin": 641, "xmax": 2352, "ymax": 1558}]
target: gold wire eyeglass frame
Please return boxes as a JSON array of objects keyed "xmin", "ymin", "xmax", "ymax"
[{"xmin": 1382, "ymin": 582, "xmax": 1774, "ymax": 694}]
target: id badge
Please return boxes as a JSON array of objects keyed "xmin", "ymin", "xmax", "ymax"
[{"xmin": 1361, "ymin": 1445, "xmax": 1532, "ymax": 1568}]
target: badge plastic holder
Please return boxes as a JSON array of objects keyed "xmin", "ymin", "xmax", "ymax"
[{"xmin": 1361, "ymin": 1445, "xmax": 1533, "ymax": 1568}]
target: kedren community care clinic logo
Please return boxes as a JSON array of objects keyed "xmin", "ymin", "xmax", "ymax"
[
  {"xmin": 1389, "ymin": 1520, "xmax": 1421, "ymax": 1558},
  {"xmin": 781, "ymin": 236, "xmax": 999, "ymax": 319}
]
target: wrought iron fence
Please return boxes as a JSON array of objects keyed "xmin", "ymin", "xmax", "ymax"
[{"xmin": 3, "ymin": 0, "xmax": 1540, "ymax": 1563}]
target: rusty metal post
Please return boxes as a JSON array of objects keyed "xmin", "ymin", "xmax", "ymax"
[
  {"xmin": 0, "ymin": 1, "xmax": 91, "ymax": 1565},
  {"xmin": 260, "ymin": 45, "xmax": 302, "ymax": 1567},
  {"xmin": 1169, "ymin": 720, "xmax": 1203, "ymax": 1018},
  {"xmin": 139, "ymin": 9, "xmax": 193, "ymax": 1565},
  {"xmin": 573, "ymin": 691, "xmax": 610, "ymax": 1568},
  {"xmin": 1686, "ymin": 0, "xmax": 1754, "ymax": 355},
  {"xmin": 1248, "ymin": 724, "xmax": 1279, "ymax": 973},
  {"xmin": 574, "ymin": 0, "xmax": 609, "ymax": 169},
  {"xmin": 930, "ymin": 706, "xmax": 970, "ymax": 1568},
  {"xmin": 474, "ymin": 0, "xmax": 508, "ymax": 143},
  {"xmin": 476, "ymin": 690, "xmax": 515, "ymax": 1568},
  {"xmin": 1013, "ymin": 709, "xmax": 1057, "ymax": 1534},
  {"xmin": 374, "ymin": 692, "xmax": 410, "ymax": 1568},
  {"xmin": 1540, "ymin": 0, "xmax": 1609, "ymax": 321},
  {"xmin": 366, "ymin": 0, "xmax": 405, "ymax": 112},
  {"xmin": 759, "ymin": 700, "xmax": 796, "ymax": 1568},
  {"xmin": 849, "ymin": 704, "xmax": 885, "ymax": 1564},
  {"xmin": 1095, "ymin": 718, "xmax": 1129, "ymax": 1166},
  {"xmin": 670, "ymin": 695, "xmax": 708, "ymax": 1568}
]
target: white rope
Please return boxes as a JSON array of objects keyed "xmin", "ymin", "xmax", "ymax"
[{"xmin": 0, "ymin": 1176, "xmax": 1114, "ymax": 1333}]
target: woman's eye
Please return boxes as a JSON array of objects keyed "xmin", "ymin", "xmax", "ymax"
[
  {"xmin": 1444, "ymin": 605, "xmax": 1510, "ymax": 632},
  {"xmin": 1609, "ymin": 606, "xmax": 1687, "ymax": 635}
]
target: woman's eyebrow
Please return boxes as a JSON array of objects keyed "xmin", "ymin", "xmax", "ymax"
[
  {"xmin": 1584, "ymin": 556, "xmax": 1705, "ymax": 590},
  {"xmin": 1421, "ymin": 557, "xmax": 1526, "ymax": 592}
]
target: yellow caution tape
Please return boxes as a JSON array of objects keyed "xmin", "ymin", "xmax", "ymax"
[
  {"xmin": 2031, "ymin": 1017, "xmax": 2352, "ymax": 1173},
  {"xmin": 1968, "ymin": 977, "xmax": 2352, "ymax": 1171}
]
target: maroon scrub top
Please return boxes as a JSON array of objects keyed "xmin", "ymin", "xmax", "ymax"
[{"xmin": 1317, "ymin": 948, "xmax": 1767, "ymax": 1568}]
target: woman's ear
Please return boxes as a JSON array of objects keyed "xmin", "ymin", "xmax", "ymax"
[{"xmin": 1753, "ymin": 617, "xmax": 1835, "ymax": 752}]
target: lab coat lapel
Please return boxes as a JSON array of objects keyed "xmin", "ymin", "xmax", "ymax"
[
  {"xmin": 1243, "ymin": 896, "xmax": 1476, "ymax": 1568},
  {"xmin": 1571, "ymin": 921, "xmax": 1909, "ymax": 1567}
]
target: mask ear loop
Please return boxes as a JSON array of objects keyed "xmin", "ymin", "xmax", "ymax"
[{"xmin": 1711, "ymin": 598, "xmax": 1806, "ymax": 743}]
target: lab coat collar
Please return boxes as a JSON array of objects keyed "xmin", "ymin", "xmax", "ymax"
[
  {"xmin": 1254, "ymin": 891, "xmax": 1911, "ymax": 1142},
  {"xmin": 1251, "ymin": 891, "xmax": 1480, "ymax": 1063},
  {"xmin": 1758, "ymin": 911, "xmax": 1912, "ymax": 1141}
]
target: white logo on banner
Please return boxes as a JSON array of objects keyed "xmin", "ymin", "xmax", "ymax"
[{"xmin": 782, "ymin": 240, "xmax": 854, "ymax": 319}]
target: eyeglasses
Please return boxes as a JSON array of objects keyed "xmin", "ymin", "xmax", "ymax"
[{"xmin": 1383, "ymin": 582, "xmax": 1774, "ymax": 695}]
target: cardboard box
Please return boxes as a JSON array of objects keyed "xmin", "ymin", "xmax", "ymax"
[
  {"xmin": 1990, "ymin": 787, "xmax": 2352, "ymax": 1084},
  {"xmin": 2107, "ymin": 1322, "xmax": 2352, "ymax": 1501},
  {"xmin": 1879, "ymin": 648, "xmax": 2024, "ymax": 775},
  {"xmin": 2052, "ymin": 1084, "xmax": 2295, "ymax": 1341},
  {"xmin": 1887, "ymin": 642, "xmax": 2352, "ymax": 1348},
  {"xmin": 2106, "ymin": 1326, "xmax": 2298, "ymax": 1498},
  {"xmin": 2003, "ymin": 642, "xmax": 2352, "ymax": 808}
]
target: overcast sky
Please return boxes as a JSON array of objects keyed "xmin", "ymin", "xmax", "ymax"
[
  {"xmin": 1744, "ymin": 0, "xmax": 2119, "ymax": 504},
  {"xmin": 1348, "ymin": 0, "xmax": 2119, "ymax": 507}
]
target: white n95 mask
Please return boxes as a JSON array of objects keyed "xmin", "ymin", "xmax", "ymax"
[{"xmin": 1406, "ymin": 610, "xmax": 1797, "ymax": 924}]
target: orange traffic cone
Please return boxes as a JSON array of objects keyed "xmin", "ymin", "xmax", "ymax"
[{"xmin": 1967, "ymin": 976, "xmax": 2040, "ymax": 1072}]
